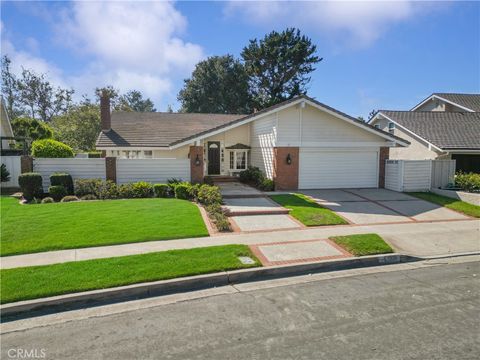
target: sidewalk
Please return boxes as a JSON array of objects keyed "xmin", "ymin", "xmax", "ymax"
[{"xmin": 1, "ymin": 219, "xmax": 478, "ymax": 269}]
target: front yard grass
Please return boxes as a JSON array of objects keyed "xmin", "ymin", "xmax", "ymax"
[
  {"xmin": 270, "ymin": 193, "xmax": 348, "ymax": 226},
  {"xmin": 0, "ymin": 244, "xmax": 260, "ymax": 304},
  {"xmin": 1, "ymin": 196, "xmax": 209, "ymax": 256},
  {"xmin": 408, "ymin": 192, "xmax": 480, "ymax": 218},
  {"xmin": 330, "ymin": 233, "xmax": 394, "ymax": 256}
]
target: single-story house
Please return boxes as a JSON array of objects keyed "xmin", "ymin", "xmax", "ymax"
[
  {"xmin": 96, "ymin": 95, "xmax": 409, "ymax": 190},
  {"xmin": 370, "ymin": 93, "xmax": 480, "ymax": 173}
]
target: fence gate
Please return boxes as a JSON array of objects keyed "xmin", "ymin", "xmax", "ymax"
[{"xmin": 431, "ymin": 160, "xmax": 456, "ymax": 189}]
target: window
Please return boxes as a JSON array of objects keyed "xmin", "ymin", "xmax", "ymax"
[
  {"xmin": 144, "ymin": 150, "xmax": 153, "ymax": 158},
  {"xmin": 374, "ymin": 124, "xmax": 380, "ymax": 129},
  {"xmin": 229, "ymin": 150, "xmax": 248, "ymax": 170},
  {"xmin": 388, "ymin": 122, "xmax": 395, "ymax": 134}
]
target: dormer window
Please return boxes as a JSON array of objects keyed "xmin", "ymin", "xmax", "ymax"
[
  {"xmin": 374, "ymin": 124, "xmax": 380, "ymax": 129},
  {"xmin": 388, "ymin": 122, "xmax": 395, "ymax": 134}
]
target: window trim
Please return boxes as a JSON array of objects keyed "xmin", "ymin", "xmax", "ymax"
[{"xmin": 229, "ymin": 150, "xmax": 248, "ymax": 170}]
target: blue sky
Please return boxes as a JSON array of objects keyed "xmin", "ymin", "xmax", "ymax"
[{"xmin": 1, "ymin": 1, "xmax": 479, "ymax": 118}]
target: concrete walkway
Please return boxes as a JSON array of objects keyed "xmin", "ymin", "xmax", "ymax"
[{"xmin": 1, "ymin": 219, "xmax": 478, "ymax": 269}]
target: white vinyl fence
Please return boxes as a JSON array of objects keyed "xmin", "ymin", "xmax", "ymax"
[
  {"xmin": 385, "ymin": 159, "xmax": 456, "ymax": 192},
  {"xmin": 1, "ymin": 156, "xmax": 21, "ymax": 188},
  {"xmin": 116, "ymin": 159, "xmax": 190, "ymax": 185},
  {"xmin": 33, "ymin": 158, "xmax": 106, "ymax": 190}
]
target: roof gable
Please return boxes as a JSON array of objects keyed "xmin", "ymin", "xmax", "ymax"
[{"xmin": 411, "ymin": 93, "xmax": 480, "ymax": 112}]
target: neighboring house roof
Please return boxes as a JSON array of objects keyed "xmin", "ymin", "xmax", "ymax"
[
  {"xmin": 411, "ymin": 93, "xmax": 480, "ymax": 112},
  {"xmin": 378, "ymin": 111, "xmax": 480, "ymax": 150},
  {"xmin": 97, "ymin": 95, "xmax": 409, "ymax": 149},
  {"xmin": 0, "ymin": 96, "xmax": 14, "ymax": 138}
]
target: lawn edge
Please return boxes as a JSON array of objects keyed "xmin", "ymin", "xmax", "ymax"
[{"xmin": 408, "ymin": 192, "xmax": 480, "ymax": 218}]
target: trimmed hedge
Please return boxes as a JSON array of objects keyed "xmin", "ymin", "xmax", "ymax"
[
  {"xmin": 18, "ymin": 172, "xmax": 43, "ymax": 201},
  {"xmin": 48, "ymin": 185, "xmax": 67, "ymax": 202},
  {"xmin": 50, "ymin": 173, "xmax": 74, "ymax": 195},
  {"xmin": 153, "ymin": 184, "xmax": 169, "ymax": 198},
  {"xmin": 41, "ymin": 197, "xmax": 54, "ymax": 204},
  {"xmin": 61, "ymin": 195, "xmax": 79, "ymax": 202},
  {"xmin": 31, "ymin": 139, "xmax": 74, "ymax": 158},
  {"xmin": 197, "ymin": 185, "xmax": 222, "ymax": 205},
  {"xmin": 175, "ymin": 184, "xmax": 190, "ymax": 200}
]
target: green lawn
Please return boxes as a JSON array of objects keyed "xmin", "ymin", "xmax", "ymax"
[
  {"xmin": 0, "ymin": 245, "xmax": 260, "ymax": 304},
  {"xmin": 270, "ymin": 193, "xmax": 348, "ymax": 226},
  {"xmin": 1, "ymin": 196, "xmax": 209, "ymax": 256},
  {"xmin": 330, "ymin": 233, "xmax": 394, "ymax": 256},
  {"xmin": 408, "ymin": 192, "xmax": 480, "ymax": 218}
]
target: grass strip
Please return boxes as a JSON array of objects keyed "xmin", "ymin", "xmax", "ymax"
[
  {"xmin": 330, "ymin": 233, "xmax": 394, "ymax": 256},
  {"xmin": 270, "ymin": 193, "xmax": 348, "ymax": 226},
  {"xmin": 408, "ymin": 192, "xmax": 479, "ymax": 218},
  {"xmin": 1, "ymin": 245, "xmax": 260, "ymax": 304}
]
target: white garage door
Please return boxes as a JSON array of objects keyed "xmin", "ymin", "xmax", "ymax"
[{"xmin": 299, "ymin": 149, "xmax": 379, "ymax": 189}]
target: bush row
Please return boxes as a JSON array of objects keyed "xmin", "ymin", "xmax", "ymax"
[
  {"xmin": 239, "ymin": 166, "xmax": 275, "ymax": 191},
  {"xmin": 455, "ymin": 172, "xmax": 480, "ymax": 193}
]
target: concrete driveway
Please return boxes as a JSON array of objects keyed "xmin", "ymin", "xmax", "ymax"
[{"xmin": 300, "ymin": 188, "xmax": 470, "ymax": 225}]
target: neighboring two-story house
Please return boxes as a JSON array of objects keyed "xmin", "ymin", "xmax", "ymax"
[{"xmin": 370, "ymin": 93, "xmax": 480, "ymax": 173}]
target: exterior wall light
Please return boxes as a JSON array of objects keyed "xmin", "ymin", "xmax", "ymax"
[
  {"xmin": 286, "ymin": 153, "xmax": 292, "ymax": 165},
  {"xmin": 195, "ymin": 154, "xmax": 201, "ymax": 166}
]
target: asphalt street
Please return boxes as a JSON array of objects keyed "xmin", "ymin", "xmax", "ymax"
[{"xmin": 1, "ymin": 260, "xmax": 479, "ymax": 360}]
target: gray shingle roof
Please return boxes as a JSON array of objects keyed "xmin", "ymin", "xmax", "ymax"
[
  {"xmin": 433, "ymin": 93, "xmax": 480, "ymax": 112},
  {"xmin": 379, "ymin": 111, "xmax": 480, "ymax": 150},
  {"xmin": 97, "ymin": 95, "xmax": 408, "ymax": 148},
  {"xmin": 96, "ymin": 112, "xmax": 245, "ymax": 148}
]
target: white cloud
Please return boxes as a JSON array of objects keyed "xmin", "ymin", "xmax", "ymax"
[
  {"xmin": 2, "ymin": 2, "xmax": 204, "ymax": 108},
  {"xmin": 224, "ymin": 1, "xmax": 437, "ymax": 48}
]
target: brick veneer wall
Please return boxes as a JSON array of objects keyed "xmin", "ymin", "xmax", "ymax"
[
  {"xmin": 189, "ymin": 146, "xmax": 204, "ymax": 184},
  {"xmin": 273, "ymin": 147, "xmax": 299, "ymax": 190},
  {"xmin": 378, "ymin": 147, "xmax": 390, "ymax": 188},
  {"xmin": 105, "ymin": 157, "xmax": 117, "ymax": 183}
]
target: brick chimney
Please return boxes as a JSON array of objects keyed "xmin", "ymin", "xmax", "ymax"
[{"xmin": 100, "ymin": 92, "xmax": 111, "ymax": 132}]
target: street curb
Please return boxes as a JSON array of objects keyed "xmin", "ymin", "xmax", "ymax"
[{"xmin": 1, "ymin": 253, "xmax": 418, "ymax": 318}]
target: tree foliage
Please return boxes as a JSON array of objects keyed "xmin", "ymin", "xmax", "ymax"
[
  {"xmin": 51, "ymin": 104, "xmax": 101, "ymax": 151},
  {"xmin": 241, "ymin": 28, "xmax": 322, "ymax": 109},
  {"xmin": 117, "ymin": 90, "xmax": 156, "ymax": 112},
  {"xmin": 178, "ymin": 55, "xmax": 251, "ymax": 114},
  {"xmin": 31, "ymin": 139, "xmax": 74, "ymax": 158},
  {"xmin": 2, "ymin": 56, "xmax": 74, "ymax": 122},
  {"xmin": 11, "ymin": 117, "xmax": 53, "ymax": 142}
]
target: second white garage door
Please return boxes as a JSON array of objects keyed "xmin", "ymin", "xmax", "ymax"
[{"xmin": 299, "ymin": 149, "xmax": 379, "ymax": 189}]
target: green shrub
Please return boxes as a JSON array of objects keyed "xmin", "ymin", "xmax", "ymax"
[
  {"xmin": 87, "ymin": 151, "xmax": 102, "ymax": 158},
  {"xmin": 174, "ymin": 183, "xmax": 191, "ymax": 200},
  {"xmin": 31, "ymin": 139, "xmax": 74, "ymax": 158},
  {"xmin": 197, "ymin": 184, "xmax": 222, "ymax": 205},
  {"xmin": 1, "ymin": 164, "xmax": 10, "ymax": 182},
  {"xmin": 167, "ymin": 178, "xmax": 183, "ymax": 196},
  {"xmin": 18, "ymin": 172, "xmax": 43, "ymax": 201},
  {"xmin": 258, "ymin": 178, "xmax": 275, "ymax": 191},
  {"xmin": 455, "ymin": 172, "xmax": 480, "ymax": 193},
  {"xmin": 203, "ymin": 176, "xmax": 214, "ymax": 185},
  {"xmin": 74, "ymin": 178, "xmax": 103, "ymax": 197},
  {"xmin": 48, "ymin": 185, "xmax": 67, "ymax": 202},
  {"xmin": 153, "ymin": 184, "xmax": 169, "ymax": 198},
  {"xmin": 50, "ymin": 173, "xmax": 74, "ymax": 195},
  {"xmin": 205, "ymin": 203, "xmax": 230, "ymax": 232},
  {"xmin": 41, "ymin": 197, "xmax": 54, "ymax": 204},
  {"xmin": 97, "ymin": 181, "xmax": 119, "ymax": 200},
  {"xmin": 131, "ymin": 181, "xmax": 154, "ymax": 198},
  {"xmin": 61, "ymin": 195, "xmax": 79, "ymax": 202},
  {"xmin": 80, "ymin": 194, "xmax": 97, "ymax": 201},
  {"xmin": 239, "ymin": 166, "xmax": 264, "ymax": 185},
  {"xmin": 118, "ymin": 183, "xmax": 135, "ymax": 199},
  {"xmin": 189, "ymin": 183, "xmax": 201, "ymax": 200}
]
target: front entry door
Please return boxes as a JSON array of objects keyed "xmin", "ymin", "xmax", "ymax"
[{"xmin": 208, "ymin": 141, "xmax": 221, "ymax": 175}]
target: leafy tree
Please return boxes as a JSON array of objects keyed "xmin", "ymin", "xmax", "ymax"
[
  {"xmin": 117, "ymin": 90, "xmax": 156, "ymax": 112},
  {"xmin": 241, "ymin": 28, "xmax": 322, "ymax": 109},
  {"xmin": 166, "ymin": 104, "xmax": 174, "ymax": 113},
  {"xmin": 178, "ymin": 55, "xmax": 251, "ymax": 114},
  {"xmin": 1, "ymin": 55, "xmax": 23, "ymax": 119},
  {"xmin": 51, "ymin": 104, "xmax": 101, "ymax": 151},
  {"xmin": 1, "ymin": 164, "xmax": 11, "ymax": 182},
  {"xmin": 368, "ymin": 109, "xmax": 377, "ymax": 121},
  {"xmin": 31, "ymin": 138, "xmax": 74, "ymax": 158},
  {"xmin": 11, "ymin": 117, "xmax": 53, "ymax": 142}
]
